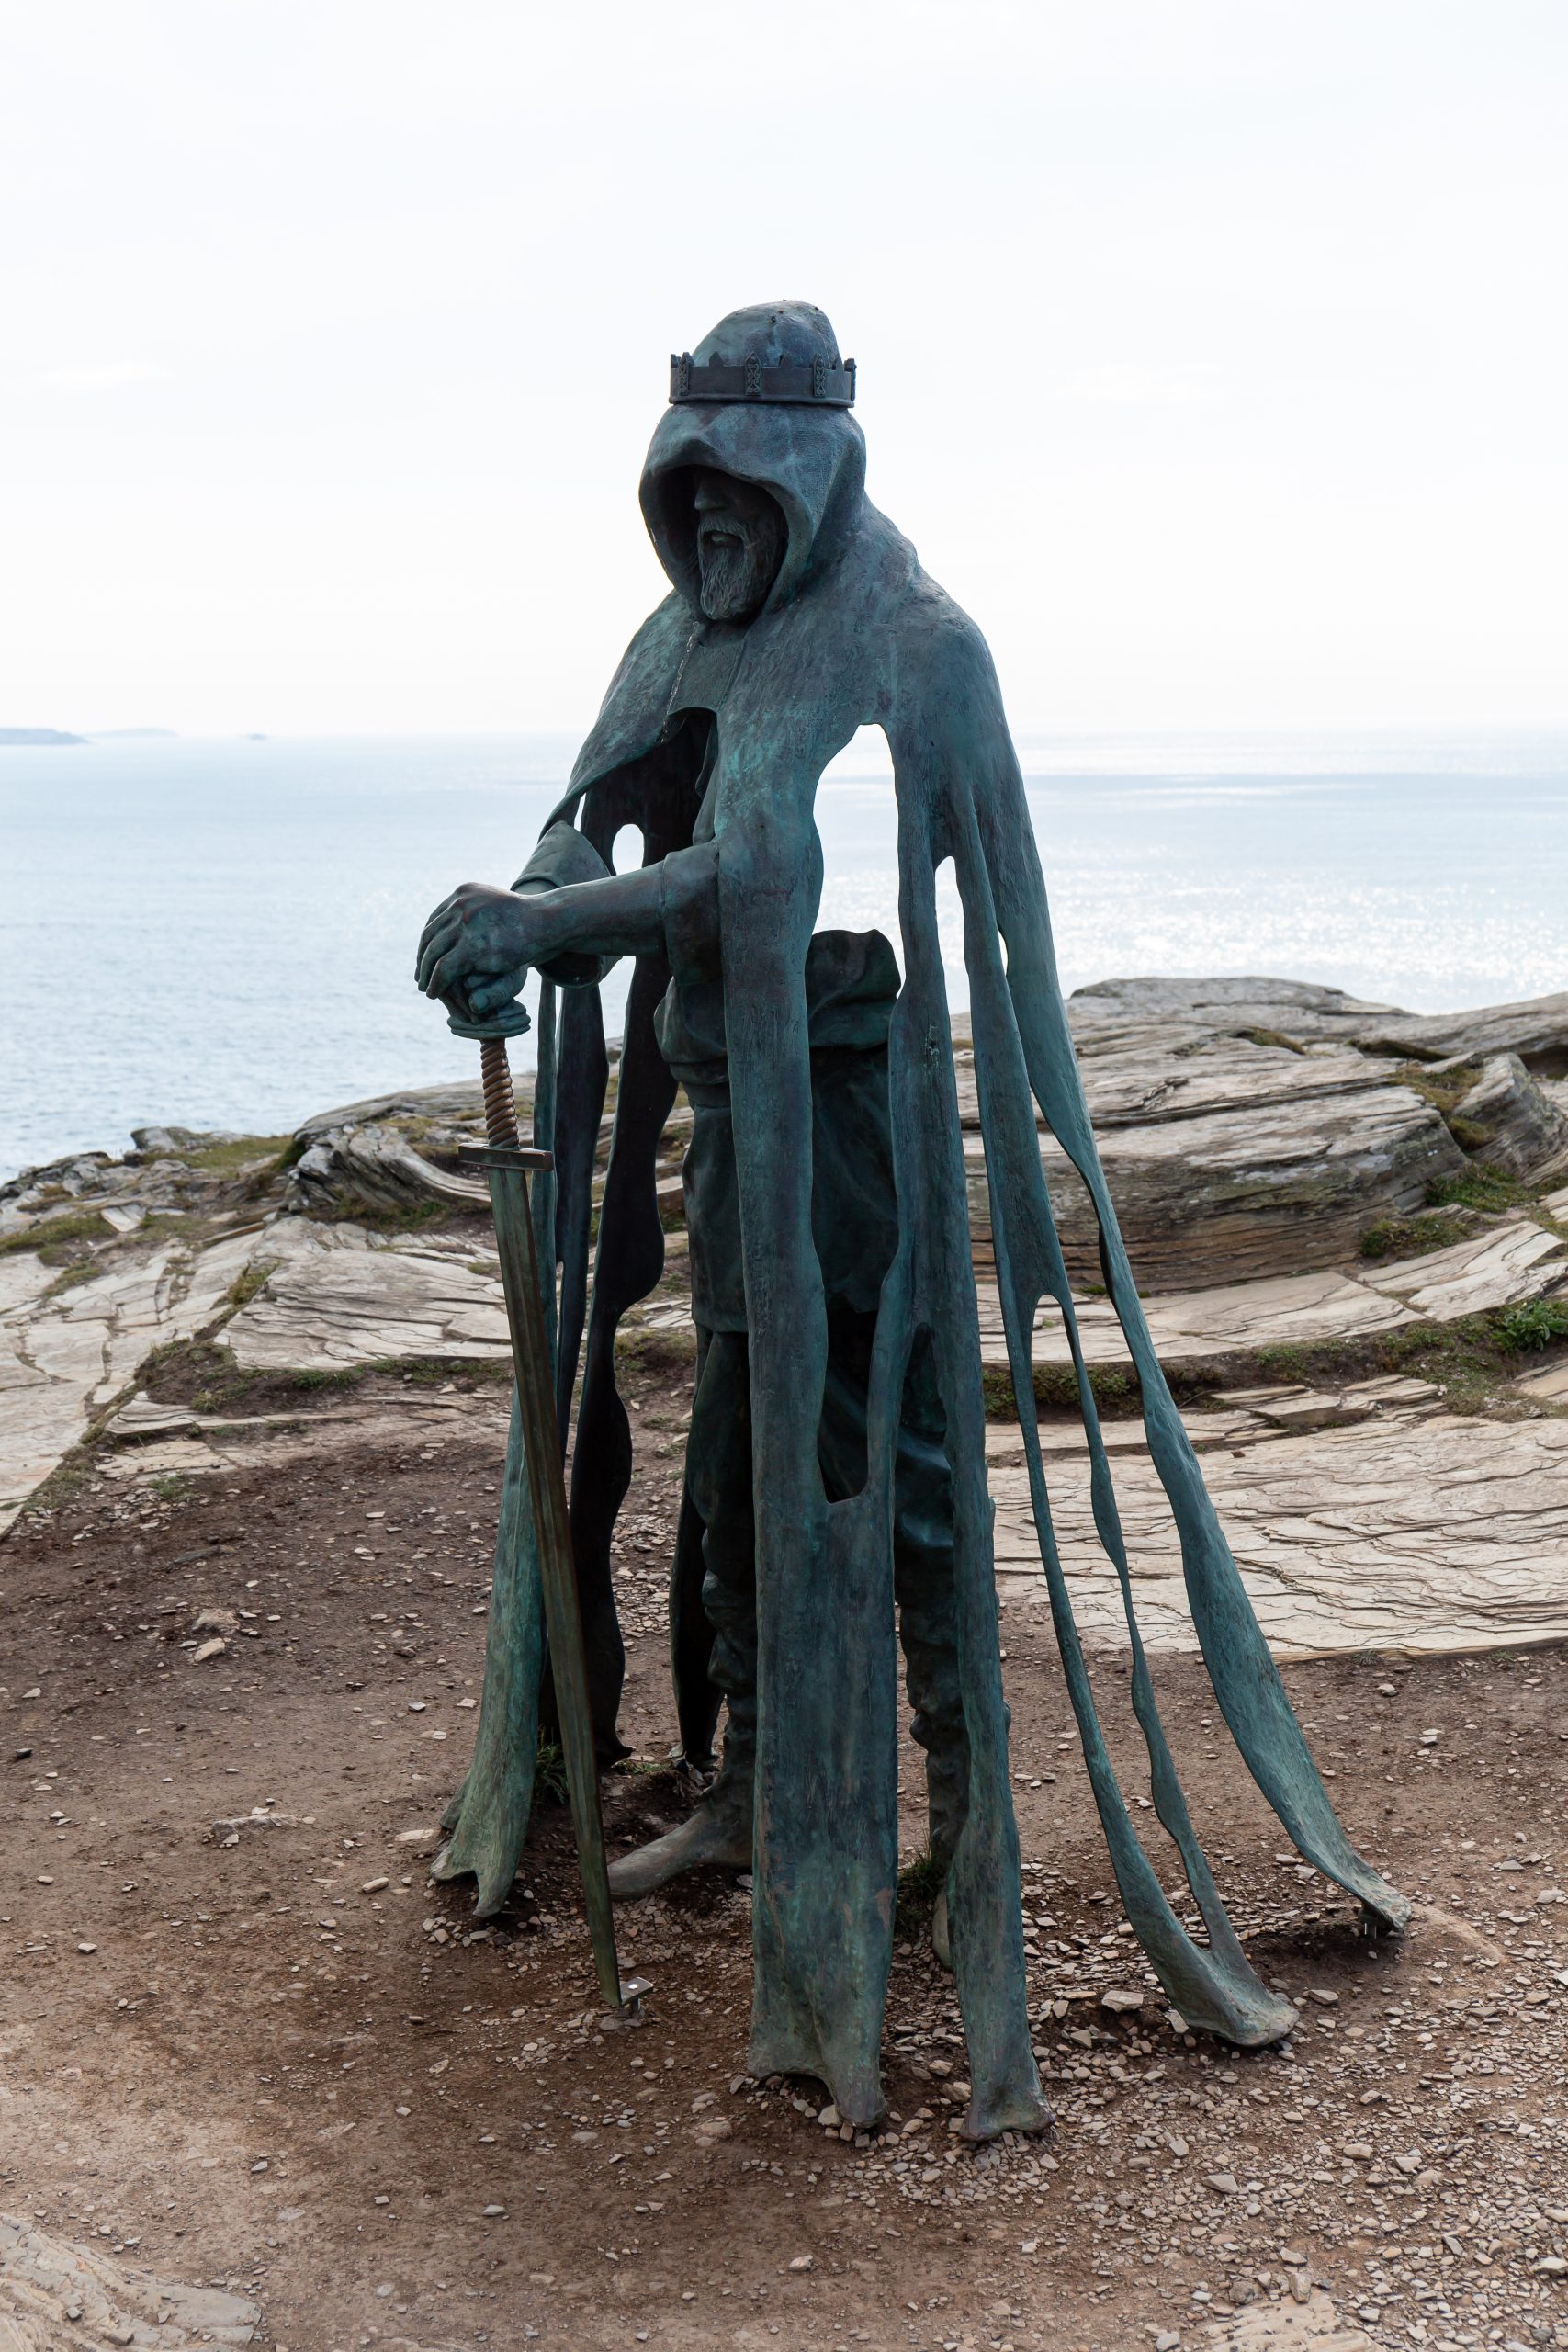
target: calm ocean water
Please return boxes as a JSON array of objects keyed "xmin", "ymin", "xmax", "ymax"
[{"xmin": 2, "ymin": 729, "xmax": 1565, "ymax": 1183}]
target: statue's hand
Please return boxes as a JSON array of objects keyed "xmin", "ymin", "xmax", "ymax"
[{"xmin": 416, "ymin": 883, "xmax": 539, "ymax": 1010}]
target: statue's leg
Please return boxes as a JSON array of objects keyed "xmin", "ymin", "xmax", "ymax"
[
  {"xmin": 608, "ymin": 1326, "xmax": 756, "ymax": 1899},
  {"xmin": 671, "ymin": 1329, "xmax": 723, "ymax": 1775},
  {"xmin": 893, "ymin": 1330, "xmax": 969, "ymax": 1859},
  {"xmin": 891, "ymin": 1330, "xmax": 968, "ymax": 1969},
  {"xmin": 818, "ymin": 1317, "xmax": 967, "ymax": 1962}
]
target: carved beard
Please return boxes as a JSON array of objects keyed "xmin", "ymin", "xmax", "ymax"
[{"xmin": 697, "ymin": 505, "xmax": 788, "ymax": 622}]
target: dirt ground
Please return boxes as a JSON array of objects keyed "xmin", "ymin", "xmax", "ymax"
[{"xmin": 2, "ymin": 1359, "xmax": 1566, "ymax": 2352}]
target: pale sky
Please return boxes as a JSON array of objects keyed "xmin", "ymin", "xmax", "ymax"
[{"xmin": 4, "ymin": 0, "xmax": 1565, "ymax": 737}]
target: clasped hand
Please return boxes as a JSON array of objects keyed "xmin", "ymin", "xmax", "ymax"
[{"xmin": 415, "ymin": 882, "xmax": 539, "ymax": 1022}]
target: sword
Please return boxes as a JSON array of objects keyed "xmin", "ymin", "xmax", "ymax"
[{"xmin": 449, "ymin": 995, "xmax": 647, "ymax": 2017}]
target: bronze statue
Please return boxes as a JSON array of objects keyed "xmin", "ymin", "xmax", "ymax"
[{"xmin": 417, "ymin": 300, "xmax": 1405, "ymax": 2139}]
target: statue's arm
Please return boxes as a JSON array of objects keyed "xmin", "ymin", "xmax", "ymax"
[{"xmin": 417, "ymin": 842, "xmax": 718, "ymax": 1016}]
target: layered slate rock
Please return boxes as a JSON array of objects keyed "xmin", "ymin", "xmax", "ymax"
[
  {"xmin": 1005, "ymin": 1214, "xmax": 1568, "ymax": 1373},
  {"xmin": 1442, "ymin": 1052, "xmax": 1568, "ymax": 1177},
  {"xmin": 0, "ymin": 1226, "xmax": 276, "ymax": 1530},
  {"xmin": 0, "ymin": 2211, "xmax": 259, "ymax": 2348},
  {"xmin": 223, "ymin": 1225, "xmax": 511, "ymax": 1374},
  {"xmin": 274, "ymin": 980, "xmax": 1568, "ymax": 1292},
  {"xmin": 5, "ymin": 979, "xmax": 1566, "ymax": 1564},
  {"xmin": 990, "ymin": 1389, "xmax": 1568, "ymax": 1659},
  {"xmin": 287, "ymin": 1121, "xmax": 490, "ymax": 1220},
  {"xmin": 954, "ymin": 978, "xmax": 1568, "ymax": 1289}
]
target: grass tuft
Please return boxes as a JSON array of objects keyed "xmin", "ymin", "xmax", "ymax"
[
  {"xmin": 1394, "ymin": 1059, "xmax": 1484, "ymax": 1117},
  {"xmin": 1426, "ymin": 1163, "xmax": 1532, "ymax": 1215},
  {"xmin": 0, "ymin": 1209, "xmax": 113, "ymax": 1261},
  {"xmin": 40, "ymin": 1259, "xmax": 102, "ymax": 1298},
  {"xmin": 225, "ymin": 1261, "xmax": 275, "ymax": 1309},
  {"xmin": 1359, "ymin": 1210, "xmax": 1470, "ymax": 1262},
  {"xmin": 535, "ymin": 1736, "xmax": 570, "ymax": 1804},
  {"xmin": 1497, "ymin": 1297, "xmax": 1568, "ymax": 1354}
]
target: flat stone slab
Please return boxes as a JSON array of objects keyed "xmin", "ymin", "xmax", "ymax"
[
  {"xmin": 985, "ymin": 1213, "xmax": 1567, "ymax": 1372},
  {"xmin": 0, "ymin": 1205, "xmax": 515, "ymax": 1530},
  {"xmin": 993, "ymin": 1404, "xmax": 1568, "ymax": 1658},
  {"xmin": 92, "ymin": 1392, "xmax": 479, "ymax": 1487},
  {"xmin": 0, "ymin": 2211, "xmax": 259, "ymax": 2347},
  {"xmin": 223, "ymin": 1225, "xmax": 510, "ymax": 1374},
  {"xmin": 0, "ymin": 1224, "xmax": 276, "ymax": 1531},
  {"xmin": 1203, "ymin": 2283, "xmax": 1375, "ymax": 2349}
]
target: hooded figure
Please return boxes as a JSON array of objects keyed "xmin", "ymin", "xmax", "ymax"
[{"xmin": 416, "ymin": 301, "xmax": 1406, "ymax": 2138}]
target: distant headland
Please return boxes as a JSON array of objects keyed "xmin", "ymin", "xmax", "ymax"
[{"xmin": 0, "ymin": 726, "xmax": 181, "ymax": 746}]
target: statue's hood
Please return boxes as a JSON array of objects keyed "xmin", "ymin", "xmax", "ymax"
[{"xmin": 638, "ymin": 399, "xmax": 868, "ymax": 614}]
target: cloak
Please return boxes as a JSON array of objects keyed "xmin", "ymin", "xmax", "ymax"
[{"xmin": 438, "ymin": 309, "xmax": 1406, "ymax": 2134}]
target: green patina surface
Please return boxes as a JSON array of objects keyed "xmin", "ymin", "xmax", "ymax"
[{"xmin": 412, "ymin": 300, "xmax": 1408, "ymax": 2138}]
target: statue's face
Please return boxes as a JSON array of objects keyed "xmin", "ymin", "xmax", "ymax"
[{"xmin": 693, "ymin": 469, "xmax": 787, "ymax": 623}]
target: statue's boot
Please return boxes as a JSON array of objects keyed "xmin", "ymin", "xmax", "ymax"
[{"xmin": 608, "ymin": 1709, "xmax": 754, "ymax": 1901}]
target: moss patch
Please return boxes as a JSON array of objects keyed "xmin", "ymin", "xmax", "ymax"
[
  {"xmin": 140, "ymin": 1336, "xmax": 363, "ymax": 1415},
  {"xmin": 175, "ymin": 1133, "xmax": 297, "ymax": 1175},
  {"xmin": 39, "ymin": 1259, "xmax": 102, "ymax": 1299},
  {"xmin": 1427, "ymin": 1164, "xmax": 1534, "ymax": 1215},
  {"xmin": 984, "ymin": 1362, "xmax": 1140, "ymax": 1419},
  {"xmin": 225, "ymin": 1261, "xmax": 275, "ymax": 1309},
  {"xmin": 977, "ymin": 1300, "xmax": 1568, "ymax": 1426},
  {"xmin": 389, "ymin": 1354, "xmax": 511, "ymax": 1386},
  {"xmin": 616, "ymin": 1325, "xmax": 701, "ymax": 1377},
  {"xmin": 1394, "ymin": 1059, "xmax": 1484, "ymax": 1117},
  {"xmin": 0, "ymin": 1209, "xmax": 113, "ymax": 1261},
  {"xmin": 1359, "ymin": 1209, "xmax": 1471, "ymax": 1261}
]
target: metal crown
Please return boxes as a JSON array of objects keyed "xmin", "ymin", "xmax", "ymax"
[{"xmin": 669, "ymin": 351, "xmax": 856, "ymax": 407}]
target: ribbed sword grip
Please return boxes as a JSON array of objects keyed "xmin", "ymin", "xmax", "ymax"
[{"xmin": 479, "ymin": 1035, "xmax": 521, "ymax": 1149}]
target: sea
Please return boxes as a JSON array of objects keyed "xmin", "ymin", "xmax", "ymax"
[{"xmin": 2, "ymin": 729, "xmax": 1565, "ymax": 1185}]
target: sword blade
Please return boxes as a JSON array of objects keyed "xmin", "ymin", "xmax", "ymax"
[{"xmin": 485, "ymin": 1158, "xmax": 622, "ymax": 2010}]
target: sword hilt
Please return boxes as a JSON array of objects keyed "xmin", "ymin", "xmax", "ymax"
[{"xmin": 480, "ymin": 1035, "xmax": 521, "ymax": 1149}]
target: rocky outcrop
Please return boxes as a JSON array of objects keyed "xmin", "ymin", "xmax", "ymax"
[
  {"xmin": 285, "ymin": 981, "xmax": 1568, "ymax": 1291},
  {"xmin": 956, "ymin": 978, "xmax": 1568, "ymax": 1289},
  {"xmin": 1351, "ymin": 988, "xmax": 1568, "ymax": 1076},
  {"xmin": 977, "ymin": 1083, "xmax": 1468, "ymax": 1290},
  {"xmin": 1443, "ymin": 1052, "xmax": 1568, "ymax": 1177},
  {"xmin": 639, "ymin": 1201, "xmax": 1568, "ymax": 1371},
  {"xmin": 285, "ymin": 1121, "xmax": 489, "ymax": 1220}
]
